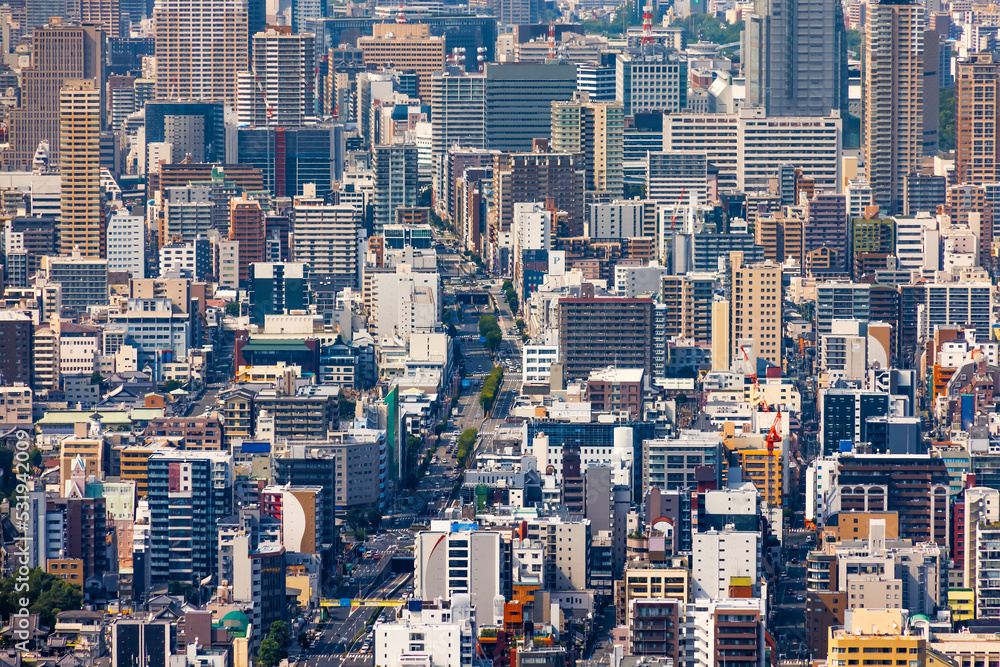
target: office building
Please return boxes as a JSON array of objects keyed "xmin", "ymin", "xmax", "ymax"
[
  {"xmin": 106, "ymin": 212, "xmax": 145, "ymax": 278},
  {"xmin": 646, "ymin": 152, "xmax": 708, "ymax": 205},
  {"xmin": 558, "ymin": 297, "xmax": 654, "ymax": 380},
  {"xmin": 153, "ymin": 0, "xmax": 248, "ymax": 107},
  {"xmin": 373, "ymin": 144, "xmax": 419, "ymax": 234},
  {"xmin": 7, "ymin": 20, "xmax": 105, "ymax": 170},
  {"xmin": 816, "ymin": 282, "xmax": 870, "ymax": 349},
  {"xmin": 804, "ymin": 193, "xmax": 848, "ymax": 275},
  {"xmin": 237, "ymin": 28, "xmax": 315, "ymax": 127},
  {"xmin": 730, "ymin": 252, "xmax": 782, "ymax": 368},
  {"xmin": 485, "ymin": 62, "xmax": 578, "ymax": 152},
  {"xmin": 0, "ymin": 313, "xmax": 33, "ymax": 386},
  {"xmin": 642, "ymin": 432, "xmax": 724, "ymax": 495},
  {"xmin": 357, "ymin": 24, "xmax": 444, "ymax": 100},
  {"xmin": 955, "ymin": 54, "xmax": 1000, "ymax": 185},
  {"xmin": 577, "ymin": 57, "xmax": 617, "ymax": 102},
  {"xmin": 375, "ymin": 597, "xmax": 484, "ymax": 667},
  {"xmin": 430, "ymin": 70, "xmax": 486, "ymax": 203},
  {"xmin": 112, "ymin": 621, "xmax": 170, "ymax": 667},
  {"xmin": 414, "ymin": 528, "xmax": 503, "ymax": 622},
  {"xmin": 146, "ymin": 450, "xmax": 234, "ymax": 584},
  {"xmin": 290, "ymin": 198, "xmax": 363, "ymax": 289},
  {"xmin": 863, "ymin": 0, "xmax": 924, "ymax": 213},
  {"xmin": 370, "ymin": 264, "xmax": 440, "ymax": 340},
  {"xmin": 550, "ymin": 92, "xmax": 624, "ymax": 196},
  {"xmin": 59, "ymin": 80, "xmax": 102, "ymax": 258},
  {"xmin": 229, "ymin": 197, "xmax": 264, "ymax": 286},
  {"xmin": 249, "ymin": 262, "xmax": 311, "ymax": 326},
  {"xmin": 41, "ymin": 254, "xmax": 108, "ymax": 309},
  {"xmin": 744, "ymin": 0, "xmax": 847, "ymax": 117},
  {"xmin": 902, "ymin": 172, "xmax": 947, "ymax": 216},
  {"xmin": 144, "ymin": 101, "xmax": 227, "ymax": 167},
  {"xmin": 237, "ymin": 124, "xmax": 345, "ymax": 198},
  {"xmin": 500, "ymin": 0, "xmax": 543, "ymax": 23},
  {"xmin": 615, "ymin": 48, "xmax": 688, "ymax": 116},
  {"xmin": 493, "ymin": 151, "xmax": 586, "ymax": 247},
  {"xmin": 272, "ymin": 452, "xmax": 336, "ymax": 546}
]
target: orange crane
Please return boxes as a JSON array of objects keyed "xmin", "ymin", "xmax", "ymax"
[
  {"xmin": 741, "ymin": 344, "xmax": 781, "ymax": 454},
  {"xmin": 669, "ymin": 187, "xmax": 687, "ymax": 231}
]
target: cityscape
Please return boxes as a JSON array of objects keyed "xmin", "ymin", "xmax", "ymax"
[{"xmin": 0, "ymin": 0, "xmax": 992, "ymax": 666}]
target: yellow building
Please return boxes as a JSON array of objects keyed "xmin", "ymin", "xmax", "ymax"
[
  {"xmin": 59, "ymin": 435, "xmax": 103, "ymax": 488},
  {"xmin": 828, "ymin": 609, "xmax": 926, "ymax": 666},
  {"xmin": 615, "ymin": 561, "xmax": 690, "ymax": 624},
  {"xmin": 738, "ymin": 448, "xmax": 783, "ymax": 505},
  {"xmin": 730, "ymin": 252, "xmax": 783, "ymax": 368},
  {"xmin": 358, "ymin": 26, "xmax": 445, "ymax": 100},
  {"xmin": 947, "ymin": 589, "xmax": 975, "ymax": 623},
  {"xmin": 120, "ymin": 442, "xmax": 176, "ymax": 496},
  {"xmin": 59, "ymin": 80, "xmax": 102, "ymax": 257}
]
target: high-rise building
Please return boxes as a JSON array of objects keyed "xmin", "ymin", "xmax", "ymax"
[
  {"xmin": 0, "ymin": 312, "xmax": 33, "ymax": 386},
  {"xmin": 106, "ymin": 212, "xmax": 145, "ymax": 277},
  {"xmin": 237, "ymin": 124, "xmax": 345, "ymax": 198},
  {"xmin": 729, "ymin": 251, "xmax": 783, "ymax": 369},
  {"xmin": 229, "ymin": 198, "xmax": 264, "ymax": 286},
  {"xmin": 237, "ymin": 27, "xmax": 315, "ymax": 127},
  {"xmin": 558, "ymin": 297, "xmax": 654, "ymax": 380},
  {"xmin": 499, "ymin": 0, "xmax": 543, "ymax": 23},
  {"xmin": 645, "ymin": 152, "xmax": 708, "ymax": 205},
  {"xmin": 249, "ymin": 262, "xmax": 311, "ymax": 325},
  {"xmin": 153, "ymin": 0, "xmax": 248, "ymax": 107},
  {"xmin": 430, "ymin": 69, "xmax": 486, "ymax": 204},
  {"xmin": 485, "ymin": 62, "xmax": 578, "ymax": 152},
  {"xmin": 81, "ymin": 0, "xmax": 123, "ymax": 37},
  {"xmin": 955, "ymin": 54, "xmax": 1000, "ymax": 186},
  {"xmin": 863, "ymin": 0, "xmax": 924, "ymax": 214},
  {"xmin": 492, "ymin": 151, "xmax": 586, "ymax": 245},
  {"xmin": 804, "ymin": 193, "xmax": 848, "ymax": 275},
  {"xmin": 6, "ymin": 20, "xmax": 105, "ymax": 170},
  {"xmin": 744, "ymin": 0, "xmax": 847, "ymax": 117},
  {"xmin": 550, "ymin": 92, "xmax": 624, "ymax": 196},
  {"xmin": 59, "ymin": 80, "xmax": 102, "ymax": 258},
  {"xmin": 24, "ymin": 0, "xmax": 70, "ymax": 36},
  {"xmin": 615, "ymin": 48, "xmax": 688, "ymax": 116},
  {"xmin": 357, "ymin": 24, "xmax": 444, "ymax": 101},
  {"xmin": 147, "ymin": 450, "xmax": 233, "ymax": 584},
  {"xmin": 373, "ymin": 144, "xmax": 419, "ymax": 234},
  {"xmin": 290, "ymin": 196, "xmax": 363, "ymax": 290}
]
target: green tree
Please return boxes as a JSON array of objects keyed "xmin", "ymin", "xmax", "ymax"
[
  {"xmin": 225, "ymin": 302, "xmax": 240, "ymax": 317},
  {"xmin": 407, "ymin": 434, "xmax": 422, "ymax": 452},
  {"xmin": 669, "ymin": 14, "xmax": 744, "ymax": 46},
  {"xmin": 257, "ymin": 637, "xmax": 283, "ymax": 667},
  {"xmin": 339, "ymin": 398, "xmax": 357, "ymax": 420},
  {"xmin": 367, "ymin": 510, "xmax": 383, "ymax": 527},
  {"xmin": 940, "ymin": 87, "xmax": 955, "ymax": 151},
  {"xmin": 0, "ymin": 568, "xmax": 82, "ymax": 628},
  {"xmin": 846, "ymin": 28, "xmax": 862, "ymax": 58},
  {"xmin": 269, "ymin": 621, "xmax": 291, "ymax": 648},
  {"xmin": 160, "ymin": 379, "xmax": 184, "ymax": 393}
]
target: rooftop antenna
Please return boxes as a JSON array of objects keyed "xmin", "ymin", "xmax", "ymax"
[
  {"xmin": 641, "ymin": 3, "xmax": 654, "ymax": 43},
  {"xmin": 548, "ymin": 20, "xmax": 556, "ymax": 59},
  {"xmin": 396, "ymin": 1, "xmax": 406, "ymax": 24}
]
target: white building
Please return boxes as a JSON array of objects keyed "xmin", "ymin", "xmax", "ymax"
[
  {"xmin": 371, "ymin": 264, "xmax": 440, "ymax": 341},
  {"xmin": 804, "ymin": 457, "xmax": 839, "ymax": 523},
  {"xmin": 523, "ymin": 345, "xmax": 559, "ymax": 384},
  {"xmin": 845, "ymin": 180, "xmax": 874, "ymax": 220},
  {"xmin": 218, "ymin": 239, "xmax": 239, "ymax": 290},
  {"xmin": 413, "ymin": 526, "xmax": 503, "ymax": 625},
  {"xmin": 614, "ymin": 262, "xmax": 671, "ymax": 297},
  {"xmin": 683, "ymin": 597, "xmax": 767, "ymax": 667},
  {"xmin": 894, "ymin": 213, "xmax": 939, "ymax": 272},
  {"xmin": 662, "ymin": 107, "xmax": 842, "ymax": 192},
  {"xmin": 237, "ymin": 29, "xmax": 314, "ymax": 127},
  {"xmin": 374, "ymin": 595, "xmax": 489, "ymax": 667},
  {"xmin": 291, "ymin": 196, "xmax": 364, "ymax": 290},
  {"xmin": 691, "ymin": 529, "xmax": 761, "ymax": 600},
  {"xmin": 588, "ymin": 201, "xmax": 643, "ymax": 238},
  {"xmin": 106, "ymin": 212, "xmax": 145, "ymax": 278}
]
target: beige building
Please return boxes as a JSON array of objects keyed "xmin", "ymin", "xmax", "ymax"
[
  {"xmin": 615, "ymin": 561, "xmax": 690, "ymax": 624},
  {"xmin": 5, "ymin": 19, "xmax": 105, "ymax": 170},
  {"xmin": 237, "ymin": 27, "xmax": 315, "ymax": 127},
  {"xmin": 550, "ymin": 91, "xmax": 624, "ymax": 196},
  {"xmin": 59, "ymin": 80, "xmax": 102, "ymax": 257},
  {"xmin": 358, "ymin": 24, "xmax": 445, "ymax": 101},
  {"xmin": 863, "ymin": 0, "xmax": 924, "ymax": 213},
  {"xmin": 955, "ymin": 54, "xmax": 1000, "ymax": 186},
  {"xmin": 153, "ymin": 0, "xmax": 248, "ymax": 106},
  {"xmin": 729, "ymin": 251, "xmax": 783, "ymax": 369}
]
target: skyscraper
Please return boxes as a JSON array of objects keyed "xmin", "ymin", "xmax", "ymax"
[
  {"xmin": 430, "ymin": 69, "xmax": 486, "ymax": 205},
  {"xmin": 290, "ymin": 197, "xmax": 363, "ymax": 290},
  {"xmin": 373, "ymin": 144, "xmax": 419, "ymax": 234},
  {"xmin": 744, "ymin": 0, "xmax": 848, "ymax": 117},
  {"xmin": 485, "ymin": 62, "xmax": 578, "ymax": 152},
  {"xmin": 59, "ymin": 81, "xmax": 102, "ymax": 258},
  {"xmin": 499, "ymin": 0, "xmax": 543, "ymax": 23},
  {"xmin": 955, "ymin": 54, "xmax": 1000, "ymax": 186},
  {"xmin": 229, "ymin": 197, "xmax": 265, "ymax": 286},
  {"xmin": 237, "ymin": 27, "xmax": 315, "ymax": 127},
  {"xmin": 550, "ymin": 92, "xmax": 624, "ymax": 197},
  {"xmin": 6, "ymin": 20, "xmax": 105, "ymax": 169},
  {"xmin": 863, "ymin": 0, "xmax": 924, "ymax": 214},
  {"xmin": 729, "ymin": 251, "xmax": 783, "ymax": 369},
  {"xmin": 153, "ymin": 0, "xmax": 248, "ymax": 107}
]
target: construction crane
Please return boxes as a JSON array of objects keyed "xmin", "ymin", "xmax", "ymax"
[
  {"xmin": 669, "ymin": 187, "xmax": 687, "ymax": 232},
  {"xmin": 741, "ymin": 344, "xmax": 782, "ymax": 454}
]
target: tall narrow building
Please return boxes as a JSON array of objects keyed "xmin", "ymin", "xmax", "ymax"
[
  {"xmin": 6, "ymin": 20, "xmax": 105, "ymax": 169},
  {"xmin": 229, "ymin": 197, "xmax": 265, "ymax": 286},
  {"xmin": 237, "ymin": 27, "xmax": 315, "ymax": 127},
  {"xmin": 59, "ymin": 81, "xmax": 102, "ymax": 257},
  {"xmin": 430, "ymin": 69, "xmax": 486, "ymax": 205},
  {"xmin": 955, "ymin": 54, "xmax": 1000, "ymax": 186},
  {"xmin": 863, "ymin": 0, "xmax": 924, "ymax": 214},
  {"xmin": 373, "ymin": 144, "xmax": 419, "ymax": 234},
  {"xmin": 744, "ymin": 0, "xmax": 847, "ymax": 117},
  {"xmin": 729, "ymin": 251, "xmax": 783, "ymax": 369},
  {"xmin": 551, "ymin": 91, "xmax": 624, "ymax": 197},
  {"xmin": 153, "ymin": 0, "xmax": 248, "ymax": 107}
]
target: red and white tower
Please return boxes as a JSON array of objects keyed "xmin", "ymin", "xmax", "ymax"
[
  {"xmin": 641, "ymin": 3, "xmax": 654, "ymax": 44},
  {"xmin": 548, "ymin": 20, "xmax": 556, "ymax": 59}
]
